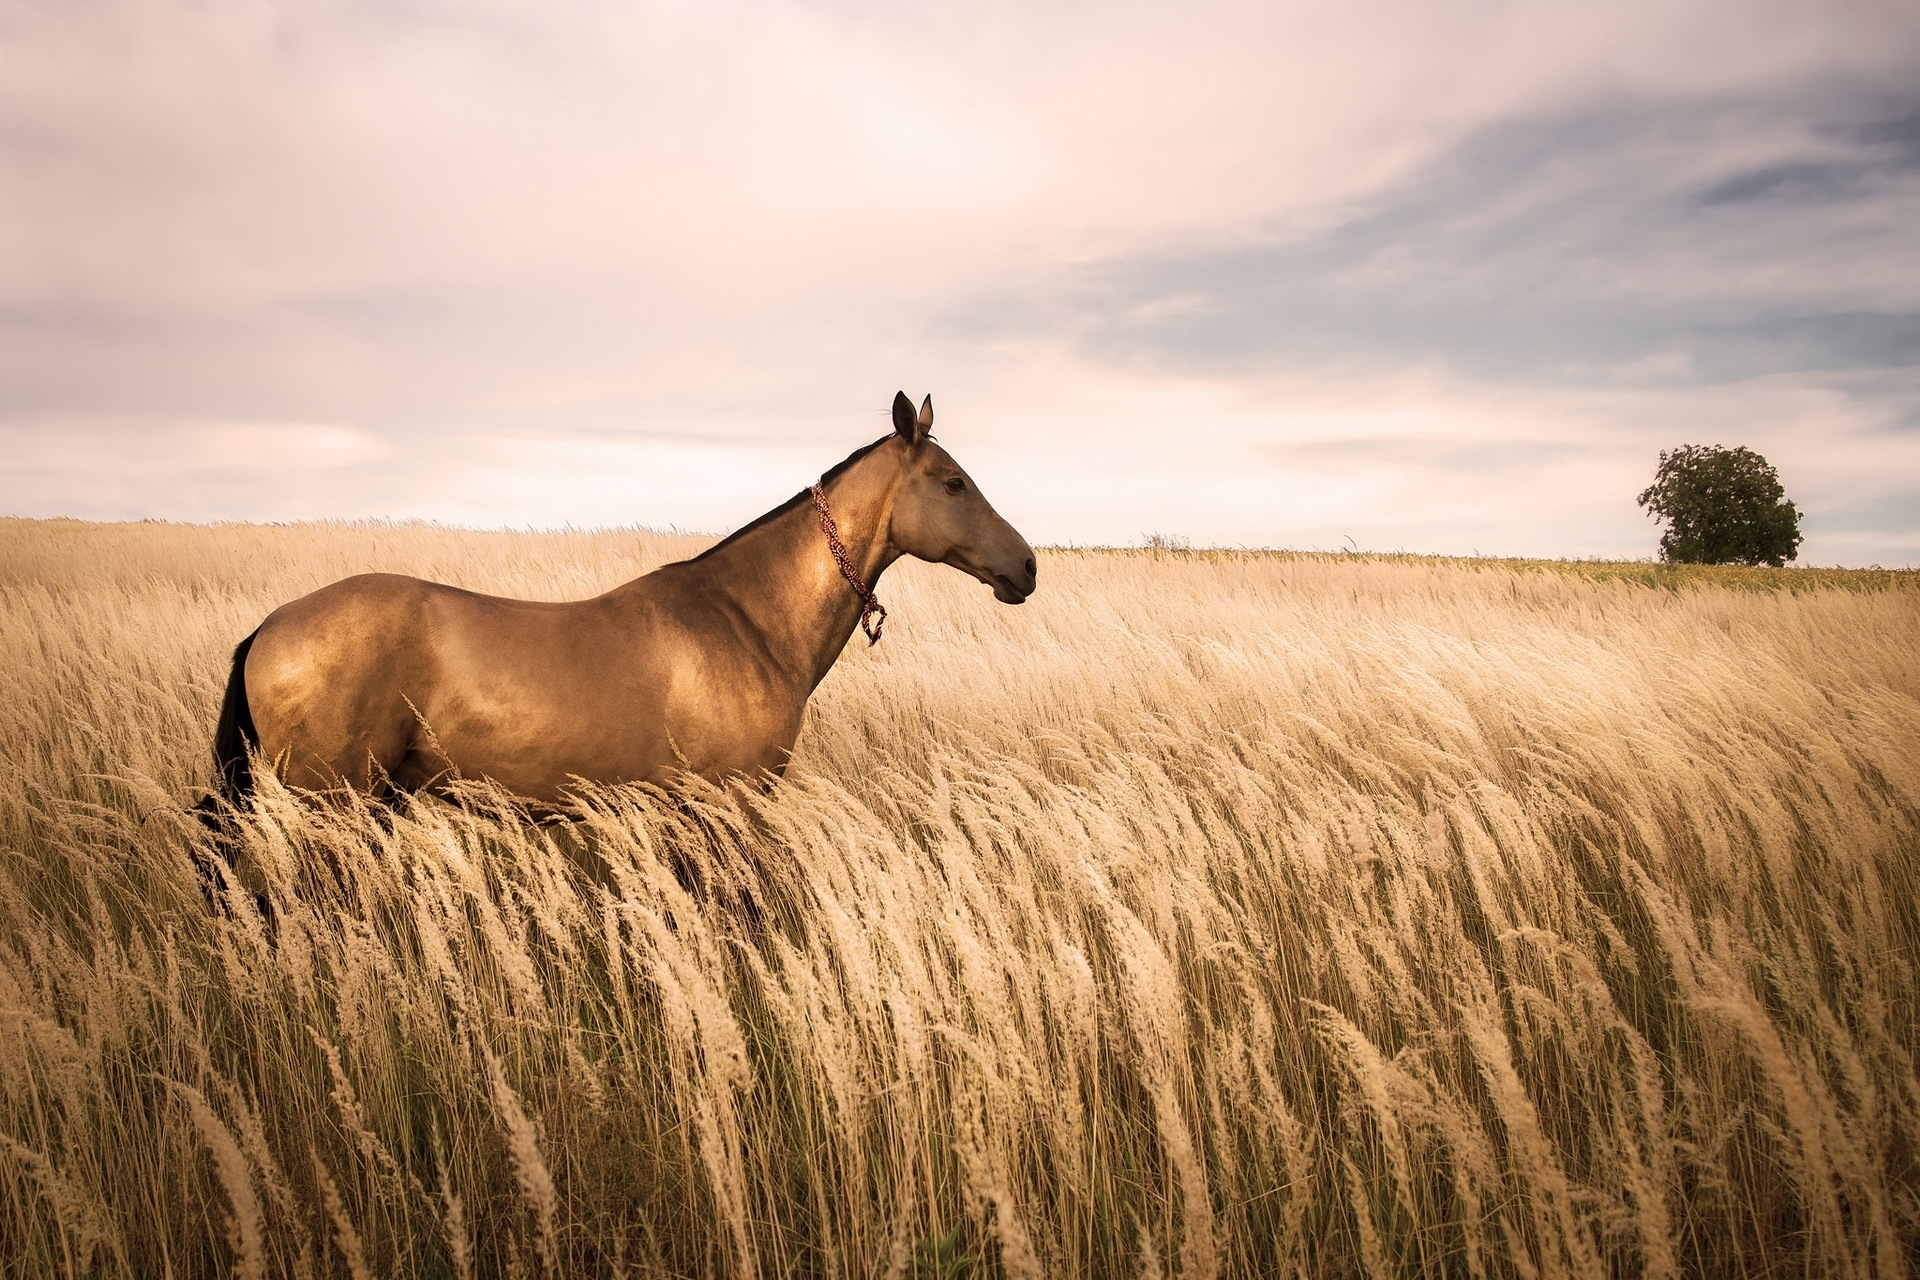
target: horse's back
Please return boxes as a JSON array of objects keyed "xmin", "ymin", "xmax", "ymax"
[
  {"xmin": 242, "ymin": 572, "xmax": 756, "ymax": 798},
  {"xmin": 242, "ymin": 567, "xmax": 807, "ymax": 798}
]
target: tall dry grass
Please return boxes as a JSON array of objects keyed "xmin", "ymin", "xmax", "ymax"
[{"xmin": 1, "ymin": 515, "xmax": 1916, "ymax": 1278}]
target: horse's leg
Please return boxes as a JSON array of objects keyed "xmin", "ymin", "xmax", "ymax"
[
  {"xmin": 187, "ymin": 806, "xmax": 277, "ymax": 924},
  {"xmin": 367, "ymin": 759, "xmax": 417, "ymax": 833}
]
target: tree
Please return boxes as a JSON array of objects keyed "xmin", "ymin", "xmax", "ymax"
[{"xmin": 1637, "ymin": 444, "xmax": 1802, "ymax": 567}]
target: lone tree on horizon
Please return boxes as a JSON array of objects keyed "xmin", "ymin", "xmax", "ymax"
[{"xmin": 1637, "ymin": 444, "xmax": 1802, "ymax": 567}]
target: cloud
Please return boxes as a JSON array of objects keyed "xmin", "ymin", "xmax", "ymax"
[
  {"xmin": 1699, "ymin": 105, "xmax": 1920, "ymax": 204},
  {"xmin": 0, "ymin": 419, "xmax": 394, "ymax": 521},
  {"xmin": 1699, "ymin": 161, "xmax": 1862, "ymax": 205},
  {"xmin": 1846, "ymin": 107, "xmax": 1920, "ymax": 162},
  {"xmin": 1256, "ymin": 438, "xmax": 1588, "ymax": 475},
  {"xmin": 1043, "ymin": 95, "xmax": 1920, "ymax": 388},
  {"xmin": 1808, "ymin": 488, "xmax": 1920, "ymax": 534}
]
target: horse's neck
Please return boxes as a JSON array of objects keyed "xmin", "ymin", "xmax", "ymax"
[{"xmin": 686, "ymin": 459, "xmax": 901, "ymax": 690}]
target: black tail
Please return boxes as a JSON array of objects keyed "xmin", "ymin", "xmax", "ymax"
[
  {"xmin": 192, "ymin": 629, "xmax": 264, "ymax": 908},
  {"xmin": 210, "ymin": 629, "xmax": 261, "ymax": 804}
]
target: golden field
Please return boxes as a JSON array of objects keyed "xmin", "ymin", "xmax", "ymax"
[{"xmin": 1, "ymin": 515, "xmax": 1916, "ymax": 1279}]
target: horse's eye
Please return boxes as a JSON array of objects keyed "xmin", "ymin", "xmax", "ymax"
[{"xmin": 944, "ymin": 477, "xmax": 966, "ymax": 495}]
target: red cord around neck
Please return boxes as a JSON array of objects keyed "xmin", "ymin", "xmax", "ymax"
[{"xmin": 809, "ymin": 482, "xmax": 888, "ymax": 645}]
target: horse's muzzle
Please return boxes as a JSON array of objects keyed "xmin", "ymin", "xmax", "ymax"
[{"xmin": 992, "ymin": 556, "xmax": 1037, "ymax": 604}]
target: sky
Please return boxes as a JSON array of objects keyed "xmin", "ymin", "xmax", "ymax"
[{"xmin": 3, "ymin": 0, "xmax": 1917, "ymax": 564}]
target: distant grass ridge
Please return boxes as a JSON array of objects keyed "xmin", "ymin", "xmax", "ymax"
[{"xmin": 1071, "ymin": 542, "xmax": 1920, "ymax": 593}]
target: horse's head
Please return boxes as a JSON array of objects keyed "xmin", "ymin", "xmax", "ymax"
[{"xmin": 885, "ymin": 392, "xmax": 1036, "ymax": 604}]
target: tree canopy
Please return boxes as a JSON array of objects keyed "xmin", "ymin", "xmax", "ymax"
[{"xmin": 1637, "ymin": 445, "xmax": 1802, "ymax": 567}]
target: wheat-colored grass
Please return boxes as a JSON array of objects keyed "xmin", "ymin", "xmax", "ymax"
[{"xmin": 1, "ymin": 515, "xmax": 1915, "ymax": 1278}]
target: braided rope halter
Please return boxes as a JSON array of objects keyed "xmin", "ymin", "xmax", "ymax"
[{"xmin": 810, "ymin": 482, "xmax": 888, "ymax": 645}]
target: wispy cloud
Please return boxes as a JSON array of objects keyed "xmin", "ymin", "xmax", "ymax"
[{"xmin": 1055, "ymin": 96, "xmax": 1920, "ymax": 389}]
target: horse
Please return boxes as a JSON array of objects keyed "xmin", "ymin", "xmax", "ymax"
[{"xmin": 204, "ymin": 392, "xmax": 1036, "ymax": 807}]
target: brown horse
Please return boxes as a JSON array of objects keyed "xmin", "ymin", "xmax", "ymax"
[{"xmin": 206, "ymin": 393, "xmax": 1035, "ymax": 805}]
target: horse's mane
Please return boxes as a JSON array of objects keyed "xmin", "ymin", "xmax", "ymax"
[{"xmin": 672, "ymin": 436, "xmax": 892, "ymax": 565}]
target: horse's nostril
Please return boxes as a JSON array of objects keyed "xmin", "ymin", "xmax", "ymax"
[{"xmin": 1025, "ymin": 558, "xmax": 1036, "ymax": 578}]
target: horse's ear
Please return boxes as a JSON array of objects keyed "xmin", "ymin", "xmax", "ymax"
[{"xmin": 892, "ymin": 390, "xmax": 930, "ymax": 445}]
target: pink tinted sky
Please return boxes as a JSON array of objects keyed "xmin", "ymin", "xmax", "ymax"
[{"xmin": 3, "ymin": 0, "xmax": 1917, "ymax": 563}]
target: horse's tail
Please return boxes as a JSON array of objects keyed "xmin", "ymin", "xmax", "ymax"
[
  {"xmin": 208, "ymin": 629, "xmax": 261, "ymax": 805},
  {"xmin": 192, "ymin": 629, "xmax": 272, "ymax": 915}
]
